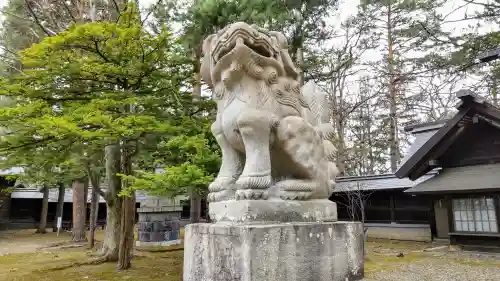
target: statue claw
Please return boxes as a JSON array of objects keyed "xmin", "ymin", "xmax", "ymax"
[{"xmin": 235, "ymin": 189, "xmax": 268, "ymax": 200}]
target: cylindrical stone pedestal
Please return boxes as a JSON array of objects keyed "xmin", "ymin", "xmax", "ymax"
[{"xmin": 183, "ymin": 221, "xmax": 364, "ymax": 281}]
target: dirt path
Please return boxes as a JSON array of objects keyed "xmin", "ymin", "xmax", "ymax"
[
  {"xmin": 0, "ymin": 240, "xmax": 44, "ymax": 255},
  {"xmin": 364, "ymin": 240, "xmax": 500, "ymax": 281},
  {"xmin": 0, "ymin": 229, "xmax": 72, "ymax": 256}
]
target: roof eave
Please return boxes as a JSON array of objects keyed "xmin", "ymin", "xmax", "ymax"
[{"xmin": 395, "ymin": 107, "xmax": 470, "ymax": 179}]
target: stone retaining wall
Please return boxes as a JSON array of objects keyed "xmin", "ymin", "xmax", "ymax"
[{"xmin": 365, "ymin": 223, "xmax": 432, "ymax": 242}]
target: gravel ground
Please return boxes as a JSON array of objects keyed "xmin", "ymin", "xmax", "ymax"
[{"xmin": 365, "ymin": 251, "xmax": 500, "ymax": 281}]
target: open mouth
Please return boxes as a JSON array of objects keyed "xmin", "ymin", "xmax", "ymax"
[{"xmin": 213, "ymin": 35, "xmax": 275, "ymax": 62}]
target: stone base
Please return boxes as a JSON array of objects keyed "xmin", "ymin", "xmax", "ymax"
[
  {"xmin": 209, "ymin": 199, "xmax": 337, "ymax": 224},
  {"xmin": 183, "ymin": 221, "xmax": 364, "ymax": 281},
  {"xmin": 137, "ymin": 210, "xmax": 181, "ymax": 244},
  {"xmin": 135, "ymin": 239, "xmax": 182, "ymax": 247}
]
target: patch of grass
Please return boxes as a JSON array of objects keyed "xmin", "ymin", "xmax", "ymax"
[
  {"xmin": 0, "ymin": 229, "xmax": 70, "ymax": 244},
  {"xmin": 0, "ymin": 229, "xmax": 183, "ymax": 281},
  {"xmin": 364, "ymin": 252, "xmax": 425, "ymax": 278},
  {"xmin": 367, "ymin": 238, "xmax": 432, "ymax": 251},
  {"xmin": 0, "ymin": 251, "xmax": 89, "ymax": 280},
  {"xmin": 0, "ymin": 228, "xmax": 184, "ymax": 281},
  {"xmin": 136, "ymin": 244, "xmax": 184, "ymax": 252},
  {"xmin": 0, "ymin": 229, "xmax": 105, "ymax": 244},
  {"xmin": 0, "ymin": 250, "xmax": 183, "ymax": 281},
  {"xmin": 455, "ymin": 259, "xmax": 500, "ymax": 268}
]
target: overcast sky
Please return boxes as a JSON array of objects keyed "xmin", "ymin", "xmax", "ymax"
[
  {"xmin": 0, "ymin": 0, "xmax": 489, "ymax": 34},
  {"xmin": 0, "ymin": 0, "xmax": 493, "ymax": 93}
]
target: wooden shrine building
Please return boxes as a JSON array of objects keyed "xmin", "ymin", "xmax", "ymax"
[{"xmin": 396, "ymin": 91, "xmax": 500, "ymax": 249}]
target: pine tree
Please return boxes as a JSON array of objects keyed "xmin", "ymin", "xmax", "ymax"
[
  {"xmin": 359, "ymin": 0, "xmax": 446, "ymax": 172},
  {"xmin": 0, "ymin": 3, "xmax": 190, "ymax": 268}
]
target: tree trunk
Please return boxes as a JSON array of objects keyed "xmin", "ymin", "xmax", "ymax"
[
  {"xmin": 190, "ymin": 194, "xmax": 201, "ymax": 223},
  {"xmin": 88, "ymin": 186, "xmax": 100, "ymax": 249},
  {"xmin": 102, "ymin": 198, "xmax": 121, "ymax": 260},
  {"xmin": 36, "ymin": 186, "xmax": 49, "ymax": 234},
  {"xmin": 492, "ymin": 81, "xmax": 498, "ymax": 106},
  {"xmin": 189, "ymin": 52, "xmax": 203, "ymax": 224},
  {"xmin": 101, "ymin": 144, "xmax": 122, "ymax": 261},
  {"xmin": 72, "ymin": 179, "xmax": 87, "ymax": 242},
  {"xmin": 360, "ymin": 202, "xmax": 368, "ymax": 256},
  {"xmin": 117, "ymin": 193, "xmax": 135, "ymax": 270},
  {"xmin": 387, "ymin": 2, "xmax": 400, "ymax": 173},
  {"xmin": 335, "ymin": 120, "xmax": 347, "ymax": 176},
  {"xmin": 52, "ymin": 183, "xmax": 65, "ymax": 232},
  {"xmin": 294, "ymin": 12, "xmax": 305, "ymax": 87},
  {"xmin": 296, "ymin": 46, "xmax": 305, "ymax": 86},
  {"xmin": 117, "ymin": 143, "xmax": 135, "ymax": 270}
]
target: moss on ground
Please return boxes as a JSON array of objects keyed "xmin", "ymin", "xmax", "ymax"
[
  {"xmin": 364, "ymin": 252, "xmax": 425, "ymax": 278},
  {"xmin": 0, "ymin": 247, "xmax": 183, "ymax": 281},
  {"xmin": 3, "ymin": 230, "xmax": 498, "ymax": 281},
  {"xmin": 0, "ymin": 229, "xmax": 184, "ymax": 281},
  {"xmin": 455, "ymin": 259, "xmax": 500, "ymax": 268},
  {"xmin": 2, "ymin": 236, "xmax": 420, "ymax": 281}
]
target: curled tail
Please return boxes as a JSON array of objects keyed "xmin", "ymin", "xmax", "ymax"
[
  {"xmin": 316, "ymin": 123, "xmax": 340, "ymax": 183},
  {"xmin": 300, "ymin": 82, "xmax": 340, "ymax": 191}
]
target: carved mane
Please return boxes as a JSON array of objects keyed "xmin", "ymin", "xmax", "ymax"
[{"xmin": 201, "ymin": 23, "xmax": 310, "ymax": 117}]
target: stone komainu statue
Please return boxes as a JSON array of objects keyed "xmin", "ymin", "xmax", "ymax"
[{"xmin": 201, "ymin": 22, "xmax": 339, "ymax": 202}]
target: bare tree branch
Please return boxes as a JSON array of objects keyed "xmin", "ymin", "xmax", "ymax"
[{"xmin": 25, "ymin": 0, "xmax": 56, "ymax": 36}]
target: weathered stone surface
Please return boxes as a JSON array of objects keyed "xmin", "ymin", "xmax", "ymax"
[
  {"xmin": 137, "ymin": 211, "xmax": 181, "ymax": 222},
  {"xmin": 185, "ymin": 22, "xmax": 364, "ymax": 281},
  {"xmin": 209, "ymin": 199, "xmax": 337, "ymax": 224},
  {"xmin": 365, "ymin": 223, "xmax": 432, "ymax": 242},
  {"xmin": 135, "ymin": 239, "xmax": 181, "ymax": 247},
  {"xmin": 201, "ymin": 22, "xmax": 340, "ymax": 204},
  {"xmin": 140, "ymin": 196, "xmax": 186, "ymax": 209},
  {"xmin": 183, "ymin": 221, "xmax": 364, "ymax": 281},
  {"xmin": 136, "ymin": 204, "xmax": 182, "ymax": 246}
]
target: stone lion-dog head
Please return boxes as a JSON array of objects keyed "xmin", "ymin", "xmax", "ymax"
[{"xmin": 201, "ymin": 22, "xmax": 308, "ymax": 115}]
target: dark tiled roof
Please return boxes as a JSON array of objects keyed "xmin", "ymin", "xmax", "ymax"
[
  {"xmin": 395, "ymin": 92, "xmax": 495, "ymax": 180},
  {"xmin": 406, "ymin": 163, "xmax": 500, "ymax": 193},
  {"xmin": 334, "ymin": 171, "xmax": 437, "ymax": 192},
  {"xmin": 404, "ymin": 119, "xmax": 448, "ymax": 133},
  {"xmin": 398, "ymin": 127, "xmax": 442, "ymax": 169},
  {"xmin": 334, "ymin": 119, "xmax": 444, "ymax": 192}
]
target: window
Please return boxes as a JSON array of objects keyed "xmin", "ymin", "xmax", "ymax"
[{"xmin": 452, "ymin": 198, "xmax": 498, "ymax": 233}]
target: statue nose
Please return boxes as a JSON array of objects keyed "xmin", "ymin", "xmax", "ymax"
[{"xmin": 235, "ymin": 36, "xmax": 244, "ymax": 46}]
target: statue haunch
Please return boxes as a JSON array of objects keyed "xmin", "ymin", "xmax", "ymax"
[{"xmin": 202, "ymin": 22, "xmax": 339, "ymax": 202}]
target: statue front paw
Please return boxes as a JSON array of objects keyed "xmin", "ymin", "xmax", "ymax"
[
  {"xmin": 208, "ymin": 188, "xmax": 236, "ymax": 202},
  {"xmin": 209, "ymin": 176, "xmax": 236, "ymax": 192},
  {"xmin": 234, "ymin": 174, "xmax": 272, "ymax": 200}
]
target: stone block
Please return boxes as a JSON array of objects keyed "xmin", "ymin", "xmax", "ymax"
[
  {"xmin": 150, "ymin": 231, "xmax": 165, "ymax": 242},
  {"xmin": 136, "ymin": 239, "xmax": 182, "ymax": 247},
  {"xmin": 138, "ymin": 231, "xmax": 151, "ymax": 242},
  {"xmin": 209, "ymin": 199, "xmax": 337, "ymax": 224},
  {"xmin": 137, "ymin": 207, "xmax": 182, "ymax": 214},
  {"xmin": 183, "ymin": 221, "xmax": 364, "ymax": 281},
  {"xmin": 137, "ymin": 210, "xmax": 182, "ymax": 246}
]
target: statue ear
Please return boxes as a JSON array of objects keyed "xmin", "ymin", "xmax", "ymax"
[
  {"xmin": 202, "ymin": 34, "xmax": 216, "ymax": 55},
  {"xmin": 269, "ymin": 31, "xmax": 288, "ymax": 49},
  {"xmin": 201, "ymin": 34, "xmax": 216, "ymax": 88},
  {"xmin": 269, "ymin": 31, "xmax": 299, "ymax": 80}
]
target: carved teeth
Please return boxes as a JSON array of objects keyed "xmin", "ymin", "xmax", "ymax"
[{"xmin": 236, "ymin": 37, "xmax": 244, "ymax": 46}]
